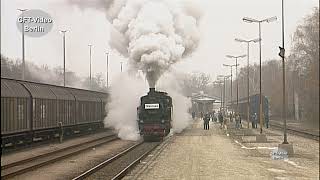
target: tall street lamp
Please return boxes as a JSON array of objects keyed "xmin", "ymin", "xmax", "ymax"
[
  {"xmin": 214, "ymin": 80, "xmax": 224, "ymax": 110},
  {"xmin": 243, "ymin": 16, "xmax": 277, "ymax": 134},
  {"xmin": 59, "ymin": 30, "xmax": 68, "ymax": 87},
  {"xmin": 88, "ymin": 44, "xmax": 93, "ymax": 86},
  {"xmin": 17, "ymin": 8, "xmax": 28, "ymax": 80},
  {"xmin": 106, "ymin": 52, "xmax": 109, "ymax": 88},
  {"xmin": 218, "ymin": 75, "xmax": 231, "ymax": 116},
  {"xmin": 226, "ymin": 54, "xmax": 246, "ymax": 114},
  {"xmin": 235, "ymin": 38, "xmax": 260, "ymax": 128},
  {"xmin": 223, "ymin": 63, "xmax": 239, "ymax": 115}
]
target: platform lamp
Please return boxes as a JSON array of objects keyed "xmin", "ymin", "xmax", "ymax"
[
  {"xmin": 243, "ymin": 15, "xmax": 277, "ymax": 134},
  {"xmin": 235, "ymin": 38, "xmax": 260, "ymax": 128}
]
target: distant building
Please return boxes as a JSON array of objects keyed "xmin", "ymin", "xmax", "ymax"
[{"xmin": 190, "ymin": 91, "xmax": 220, "ymax": 115}]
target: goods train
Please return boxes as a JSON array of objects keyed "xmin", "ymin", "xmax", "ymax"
[
  {"xmin": 229, "ymin": 94, "xmax": 269, "ymax": 121},
  {"xmin": 137, "ymin": 88, "xmax": 173, "ymax": 141},
  {"xmin": 1, "ymin": 78, "xmax": 108, "ymax": 148}
]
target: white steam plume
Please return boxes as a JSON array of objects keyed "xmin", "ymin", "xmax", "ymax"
[
  {"xmin": 104, "ymin": 72, "xmax": 147, "ymax": 141},
  {"xmin": 157, "ymin": 71, "xmax": 192, "ymax": 133},
  {"xmin": 68, "ymin": 0, "xmax": 201, "ymax": 139},
  {"xmin": 68, "ymin": 0, "xmax": 202, "ymax": 88}
]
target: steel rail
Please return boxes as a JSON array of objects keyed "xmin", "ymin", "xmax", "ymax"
[
  {"xmin": 1, "ymin": 134, "xmax": 118, "ymax": 179},
  {"xmin": 111, "ymin": 142, "xmax": 159, "ymax": 180},
  {"xmin": 72, "ymin": 141, "xmax": 145, "ymax": 180},
  {"xmin": 270, "ymin": 122, "xmax": 319, "ymax": 141}
]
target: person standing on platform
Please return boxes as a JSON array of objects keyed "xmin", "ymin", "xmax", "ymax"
[
  {"xmin": 235, "ymin": 113, "xmax": 240, "ymax": 129},
  {"xmin": 203, "ymin": 113, "xmax": 210, "ymax": 130},
  {"xmin": 253, "ymin": 113, "xmax": 258, "ymax": 128},
  {"xmin": 212, "ymin": 110, "xmax": 215, "ymax": 122},
  {"xmin": 207, "ymin": 113, "xmax": 210, "ymax": 130},
  {"xmin": 218, "ymin": 112, "xmax": 223, "ymax": 128}
]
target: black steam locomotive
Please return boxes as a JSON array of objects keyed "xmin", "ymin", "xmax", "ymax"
[{"xmin": 137, "ymin": 88, "xmax": 173, "ymax": 141}]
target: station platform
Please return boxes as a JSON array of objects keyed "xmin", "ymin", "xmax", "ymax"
[{"xmin": 125, "ymin": 119, "xmax": 319, "ymax": 180}]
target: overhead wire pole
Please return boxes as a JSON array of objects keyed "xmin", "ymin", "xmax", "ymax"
[
  {"xmin": 223, "ymin": 64, "xmax": 238, "ymax": 115},
  {"xmin": 214, "ymin": 80, "xmax": 224, "ymax": 111},
  {"xmin": 226, "ymin": 55, "xmax": 246, "ymax": 114},
  {"xmin": 106, "ymin": 52, "xmax": 109, "ymax": 88},
  {"xmin": 235, "ymin": 38, "xmax": 260, "ymax": 128},
  {"xmin": 243, "ymin": 16, "xmax": 277, "ymax": 134},
  {"xmin": 17, "ymin": 8, "xmax": 28, "ymax": 80},
  {"xmin": 59, "ymin": 30, "xmax": 68, "ymax": 87},
  {"xmin": 88, "ymin": 44, "xmax": 93, "ymax": 87},
  {"xmin": 120, "ymin": 62, "xmax": 123, "ymax": 72},
  {"xmin": 218, "ymin": 75, "xmax": 231, "ymax": 116},
  {"xmin": 281, "ymin": 0, "xmax": 288, "ymax": 144}
]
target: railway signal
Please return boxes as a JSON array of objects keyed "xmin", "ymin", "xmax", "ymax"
[{"xmin": 278, "ymin": 46, "xmax": 285, "ymax": 58}]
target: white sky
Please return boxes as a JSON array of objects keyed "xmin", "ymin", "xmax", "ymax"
[{"xmin": 1, "ymin": 0, "xmax": 319, "ymax": 84}]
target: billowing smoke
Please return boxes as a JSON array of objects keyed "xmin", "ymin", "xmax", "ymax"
[
  {"xmin": 105, "ymin": 72, "xmax": 147, "ymax": 141},
  {"xmin": 157, "ymin": 71, "xmax": 193, "ymax": 133},
  {"xmin": 68, "ymin": 0, "xmax": 201, "ymax": 88},
  {"xmin": 68, "ymin": 0, "xmax": 201, "ymax": 140}
]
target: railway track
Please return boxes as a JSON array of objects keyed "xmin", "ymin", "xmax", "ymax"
[
  {"xmin": 1, "ymin": 134, "xmax": 118, "ymax": 179},
  {"xmin": 72, "ymin": 141, "xmax": 160, "ymax": 180},
  {"xmin": 270, "ymin": 122, "xmax": 319, "ymax": 141}
]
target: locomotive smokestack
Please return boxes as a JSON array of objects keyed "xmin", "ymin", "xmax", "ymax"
[{"xmin": 149, "ymin": 88, "xmax": 155, "ymax": 93}]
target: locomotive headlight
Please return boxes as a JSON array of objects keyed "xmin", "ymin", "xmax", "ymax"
[
  {"xmin": 161, "ymin": 120, "xmax": 165, "ymax": 123},
  {"xmin": 140, "ymin": 120, "xmax": 144, "ymax": 123}
]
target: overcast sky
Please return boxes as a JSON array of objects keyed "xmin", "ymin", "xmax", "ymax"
[{"xmin": 1, "ymin": 0, "xmax": 319, "ymax": 84}]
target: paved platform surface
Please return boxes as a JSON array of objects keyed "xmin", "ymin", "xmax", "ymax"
[{"xmin": 125, "ymin": 119, "xmax": 319, "ymax": 180}]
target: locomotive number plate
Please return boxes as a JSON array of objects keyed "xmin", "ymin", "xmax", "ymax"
[{"xmin": 145, "ymin": 103, "xmax": 159, "ymax": 109}]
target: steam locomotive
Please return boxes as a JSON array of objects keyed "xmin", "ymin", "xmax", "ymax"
[{"xmin": 137, "ymin": 88, "xmax": 173, "ymax": 141}]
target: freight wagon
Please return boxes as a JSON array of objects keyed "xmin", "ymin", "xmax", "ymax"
[{"xmin": 1, "ymin": 78, "xmax": 108, "ymax": 147}]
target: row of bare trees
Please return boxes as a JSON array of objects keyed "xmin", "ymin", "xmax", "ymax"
[
  {"xmin": 181, "ymin": 8, "xmax": 318, "ymax": 125},
  {"xmin": 232, "ymin": 8, "xmax": 319, "ymax": 124},
  {"xmin": 1, "ymin": 55, "xmax": 108, "ymax": 92}
]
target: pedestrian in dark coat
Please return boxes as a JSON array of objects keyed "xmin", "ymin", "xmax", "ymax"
[{"xmin": 203, "ymin": 114, "xmax": 210, "ymax": 130}]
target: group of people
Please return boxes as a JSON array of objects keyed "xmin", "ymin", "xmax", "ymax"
[
  {"xmin": 192, "ymin": 110, "xmax": 269, "ymax": 130},
  {"xmin": 192, "ymin": 111, "xmax": 225, "ymax": 130},
  {"xmin": 230, "ymin": 113, "xmax": 242, "ymax": 129},
  {"xmin": 250, "ymin": 113, "xmax": 269, "ymax": 128}
]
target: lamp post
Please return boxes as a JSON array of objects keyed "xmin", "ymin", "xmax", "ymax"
[
  {"xmin": 223, "ymin": 63, "xmax": 239, "ymax": 115},
  {"xmin": 214, "ymin": 80, "xmax": 224, "ymax": 110},
  {"xmin": 235, "ymin": 38, "xmax": 260, "ymax": 128},
  {"xmin": 59, "ymin": 30, "xmax": 68, "ymax": 86},
  {"xmin": 17, "ymin": 8, "xmax": 28, "ymax": 80},
  {"xmin": 226, "ymin": 55, "xmax": 246, "ymax": 114},
  {"xmin": 88, "ymin": 44, "xmax": 93, "ymax": 86},
  {"xmin": 243, "ymin": 16, "xmax": 277, "ymax": 134},
  {"xmin": 280, "ymin": 0, "xmax": 288, "ymax": 144},
  {"xmin": 218, "ymin": 75, "xmax": 231, "ymax": 116},
  {"xmin": 106, "ymin": 52, "xmax": 109, "ymax": 88}
]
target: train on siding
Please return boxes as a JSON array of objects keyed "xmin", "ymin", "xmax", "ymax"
[
  {"xmin": 1, "ymin": 78, "xmax": 108, "ymax": 148},
  {"xmin": 137, "ymin": 88, "xmax": 173, "ymax": 141},
  {"xmin": 229, "ymin": 94, "xmax": 269, "ymax": 121}
]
